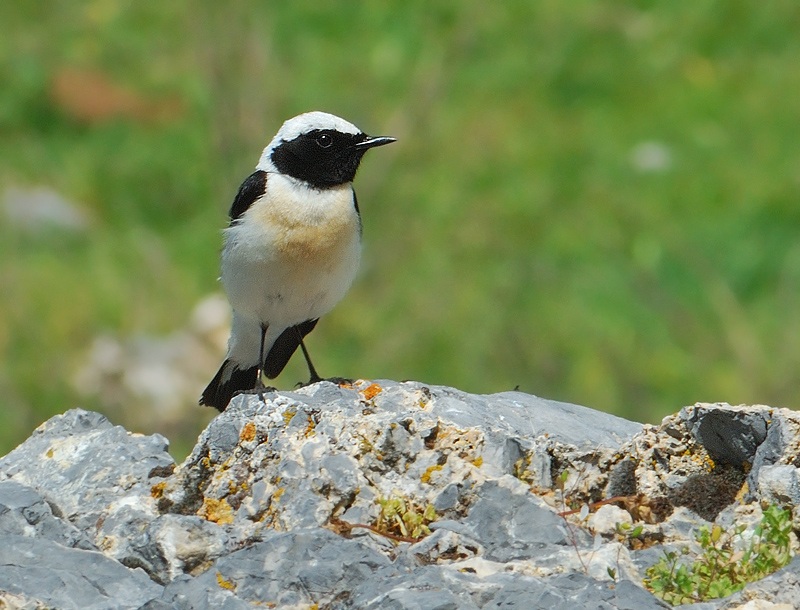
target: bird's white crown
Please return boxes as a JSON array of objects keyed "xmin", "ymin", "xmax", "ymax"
[{"xmin": 257, "ymin": 112, "xmax": 362, "ymax": 171}]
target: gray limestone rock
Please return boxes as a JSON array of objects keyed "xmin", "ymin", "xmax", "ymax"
[
  {"xmin": 0, "ymin": 409, "xmax": 174, "ymax": 533},
  {"xmin": 1, "ymin": 383, "xmax": 799, "ymax": 609},
  {"xmin": 756, "ymin": 464, "xmax": 800, "ymax": 505},
  {"xmin": 109, "ymin": 513, "xmax": 228, "ymax": 584},
  {"xmin": 348, "ymin": 567, "xmax": 669, "ymax": 610},
  {"xmin": 157, "ymin": 381, "xmax": 640, "ymax": 541},
  {"xmin": 0, "ymin": 480, "xmax": 94, "ymax": 549},
  {"xmin": 0, "ymin": 589, "xmax": 51, "ymax": 610},
  {"xmin": 462, "ymin": 478, "xmax": 573, "ymax": 561},
  {"xmin": 0, "ymin": 535, "xmax": 161, "ymax": 609},
  {"xmin": 157, "ymin": 527, "xmax": 393, "ymax": 608}
]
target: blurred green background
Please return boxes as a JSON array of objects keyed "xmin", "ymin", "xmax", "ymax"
[{"xmin": 2, "ymin": 1, "xmax": 799, "ymax": 459}]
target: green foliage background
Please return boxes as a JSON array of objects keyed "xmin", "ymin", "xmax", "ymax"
[{"xmin": 2, "ymin": 1, "xmax": 799, "ymax": 457}]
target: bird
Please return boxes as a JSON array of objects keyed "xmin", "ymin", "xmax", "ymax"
[{"xmin": 200, "ymin": 111, "xmax": 395, "ymax": 411}]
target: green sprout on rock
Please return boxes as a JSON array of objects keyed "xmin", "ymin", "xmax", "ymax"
[{"xmin": 644, "ymin": 505, "xmax": 793, "ymax": 605}]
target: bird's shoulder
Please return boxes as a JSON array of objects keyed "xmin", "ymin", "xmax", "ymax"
[{"xmin": 229, "ymin": 170, "xmax": 268, "ymax": 222}]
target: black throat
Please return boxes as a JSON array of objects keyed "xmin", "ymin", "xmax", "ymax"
[{"xmin": 270, "ymin": 130, "xmax": 369, "ymax": 189}]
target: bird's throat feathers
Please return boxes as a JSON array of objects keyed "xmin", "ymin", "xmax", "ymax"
[{"xmin": 232, "ymin": 173, "xmax": 360, "ymax": 261}]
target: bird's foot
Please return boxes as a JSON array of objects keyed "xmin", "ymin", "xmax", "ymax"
[
  {"xmin": 235, "ymin": 383, "xmax": 277, "ymax": 403},
  {"xmin": 295, "ymin": 376, "xmax": 353, "ymax": 389}
]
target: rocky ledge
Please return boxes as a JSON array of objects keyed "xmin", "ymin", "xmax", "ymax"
[{"xmin": 0, "ymin": 380, "xmax": 798, "ymax": 609}]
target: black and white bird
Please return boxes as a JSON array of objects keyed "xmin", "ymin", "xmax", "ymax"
[{"xmin": 200, "ymin": 111, "xmax": 395, "ymax": 411}]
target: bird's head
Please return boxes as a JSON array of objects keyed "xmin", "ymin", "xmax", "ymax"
[{"xmin": 257, "ymin": 111, "xmax": 395, "ymax": 189}]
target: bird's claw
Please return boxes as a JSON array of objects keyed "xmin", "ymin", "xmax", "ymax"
[{"xmin": 295, "ymin": 376, "xmax": 352, "ymax": 389}]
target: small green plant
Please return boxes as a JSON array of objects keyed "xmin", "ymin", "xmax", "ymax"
[
  {"xmin": 375, "ymin": 495, "xmax": 438, "ymax": 540},
  {"xmin": 614, "ymin": 521, "xmax": 648, "ymax": 549},
  {"xmin": 644, "ymin": 505, "xmax": 794, "ymax": 605},
  {"xmin": 616, "ymin": 522, "xmax": 645, "ymax": 539}
]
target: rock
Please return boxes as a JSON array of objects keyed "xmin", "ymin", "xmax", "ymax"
[
  {"xmin": 0, "ymin": 589, "xmax": 51, "ymax": 610},
  {"xmin": 1, "ymin": 383, "xmax": 799, "ymax": 608},
  {"xmin": 727, "ymin": 602, "xmax": 794, "ymax": 610},
  {"xmin": 0, "ymin": 535, "xmax": 161, "ymax": 609},
  {"xmin": 0, "ymin": 409, "xmax": 174, "ymax": 532},
  {"xmin": 589, "ymin": 503, "xmax": 633, "ymax": 535},
  {"xmin": 461, "ymin": 478, "xmax": 573, "ymax": 561},
  {"xmin": 157, "ymin": 381, "xmax": 639, "ymax": 532},
  {"xmin": 756, "ymin": 464, "xmax": 800, "ymax": 505},
  {"xmin": 109, "ymin": 513, "xmax": 228, "ymax": 585},
  {"xmin": 680, "ymin": 403, "xmax": 769, "ymax": 467},
  {"xmin": 0, "ymin": 480, "xmax": 94, "ymax": 549},
  {"xmin": 0, "ymin": 407, "xmax": 177, "ymax": 584},
  {"xmin": 156, "ymin": 527, "xmax": 393, "ymax": 608}
]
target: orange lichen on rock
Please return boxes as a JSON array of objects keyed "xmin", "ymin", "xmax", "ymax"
[
  {"xmin": 150, "ymin": 481, "xmax": 166, "ymax": 499},
  {"xmin": 240, "ymin": 421, "xmax": 256, "ymax": 442},
  {"xmin": 199, "ymin": 497, "xmax": 234, "ymax": 525},
  {"xmin": 361, "ymin": 383, "xmax": 382, "ymax": 401}
]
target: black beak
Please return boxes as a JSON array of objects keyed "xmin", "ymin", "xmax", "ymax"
[{"xmin": 353, "ymin": 135, "xmax": 396, "ymax": 150}]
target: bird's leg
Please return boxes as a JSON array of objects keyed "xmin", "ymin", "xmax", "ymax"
[
  {"xmin": 237, "ymin": 325, "xmax": 276, "ymax": 400},
  {"xmin": 296, "ymin": 327, "xmax": 322, "ymax": 384},
  {"xmin": 295, "ymin": 327, "xmax": 352, "ymax": 387},
  {"xmin": 254, "ymin": 324, "xmax": 269, "ymax": 401}
]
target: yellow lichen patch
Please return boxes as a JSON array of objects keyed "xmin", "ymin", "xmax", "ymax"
[
  {"xmin": 434, "ymin": 427, "xmax": 484, "ymax": 463},
  {"xmin": 228, "ymin": 479, "xmax": 248, "ymax": 495},
  {"xmin": 240, "ymin": 421, "xmax": 256, "ymax": 442},
  {"xmin": 282, "ymin": 407, "xmax": 298, "ymax": 426},
  {"xmin": 416, "ymin": 387, "xmax": 432, "ymax": 409},
  {"xmin": 304, "ymin": 415, "xmax": 317, "ymax": 437},
  {"xmin": 735, "ymin": 480, "xmax": 750, "ymax": 503},
  {"xmin": 199, "ymin": 497, "xmax": 234, "ymax": 525},
  {"xmin": 689, "ymin": 450, "xmax": 715, "ymax": 472},
  {"xmin": 358, "ymin": 435, "xmax": 375, "ymax": 455},
  {"xmin": 261, "ymin": 487, "xmax": 286, "ymax": 527},
  {"xmin": 471, "ymin": 456, "xmax": 483, "ymax": 468},
  {"xmin": 45, "ymin": 448, "xmax": 54, "ymax": 458},
  {"xmin": 421, "ymin": 464, "xmax": 443, "ymax": 484},
  {"xmin": 97, "ymin": 536, "xmax": 114, "ymax": 552},
  {"xmin": 360, "ymin": 383, "xmax": 382, "ymax": 401},
  {"xmin": 513, "ymin": 454, "xmax": 535, "ymax": 484},
  {"xmin": 216, "ymin": 571, "xmax": 236, "ymax": 591},
  {"xmin": 150, "ymin": 481, "xmax": 166, "ymax": 499}
]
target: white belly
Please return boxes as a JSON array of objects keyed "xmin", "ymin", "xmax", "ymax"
[{"xmin": 220, "ymin": 175, "xmax": 362, "ymax": 330}]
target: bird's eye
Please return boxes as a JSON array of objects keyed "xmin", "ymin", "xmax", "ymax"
[{"xmin": 316, "ymin": 133, "xmax": 333, "ymax": 148}]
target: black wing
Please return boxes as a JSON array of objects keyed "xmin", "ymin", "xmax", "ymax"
[
  {"xmin": 263, "ymin": 318, "xmax": 319, "ymax": 379},
  {"xmin": 353, "ymin": 191, "xmax": 362, "ymax": 235},
  {"xmin": 229, "ymin": 170, "xmax": 268, "ymax": 222},
  {"xmin": 199, "ymin": 359, "xmax": 258, "ymax": 412}
]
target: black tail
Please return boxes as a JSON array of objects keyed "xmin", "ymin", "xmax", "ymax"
[
  {"xmin": 199, "ymin": 359, "xmax": 258, "ymax": 412},
  {"xmin": 263, "ymin": 318, "xmax": 319, "ymax": 379}
]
